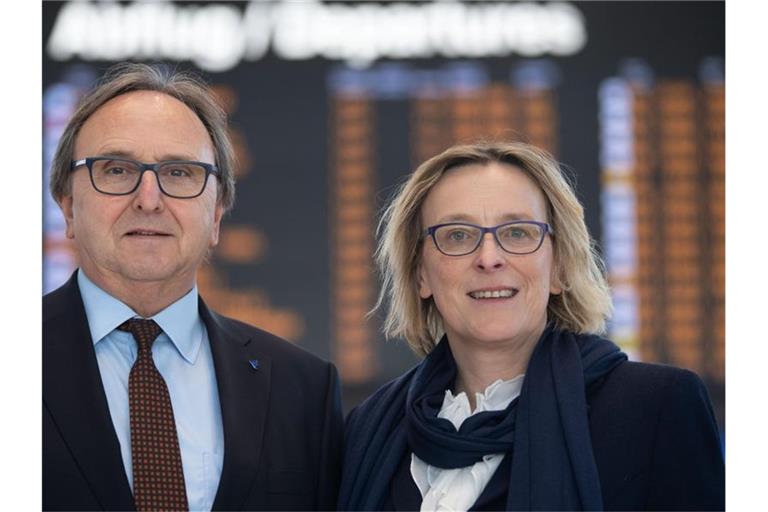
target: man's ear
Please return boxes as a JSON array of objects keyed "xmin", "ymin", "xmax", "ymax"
[
  {"xmin": 59, "ymin": 195, "xmax": 76, "ymax": 240},
  {"xmin": 209, "ymin": 203, "xmax": 224, "ymax": 248}
]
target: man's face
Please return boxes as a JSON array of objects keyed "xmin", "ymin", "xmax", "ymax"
[{"xmin": 60, "ymin": 90, "xmax": 223, "ymax": 295}]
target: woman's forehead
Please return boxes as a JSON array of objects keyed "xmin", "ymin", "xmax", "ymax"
[{"xmin": 420, "ymin": 162, "xmax": 549, "ymax": 224}]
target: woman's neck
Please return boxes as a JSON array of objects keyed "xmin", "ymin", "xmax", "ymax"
[{"xmin": 449, "ymin": 327, "xmax": 543, "ymax": 411}]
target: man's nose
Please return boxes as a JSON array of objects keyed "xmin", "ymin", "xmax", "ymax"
[
  {"xmin": 474, "ymin": 232, "xmax": 506, "ymax": 270},
  {"xmin": 132, "ymin": 170, "xmax": 164, "ymax": 212}
]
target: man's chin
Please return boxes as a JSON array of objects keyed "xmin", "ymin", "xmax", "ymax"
[{"xmin": 113, "ymin": 262, "xmax": 184, "ymax": 285}]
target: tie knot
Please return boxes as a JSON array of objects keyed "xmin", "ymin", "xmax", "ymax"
[{"xmin": 118, "ymin": 318, "xmax": 162, "ymax": 352}]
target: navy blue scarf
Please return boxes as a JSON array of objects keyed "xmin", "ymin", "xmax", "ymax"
[{"xmin": 338, "ymin": 327, "xmax": 627, "ymax": 510}]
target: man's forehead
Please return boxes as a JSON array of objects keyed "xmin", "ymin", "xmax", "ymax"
[
  {"xmin": 74, "ymin": 90, "xmax": 214, "ymax": 160},
  {"xmin": 87, "ymin": 90, "xmax": 201, "ymax": 124}
]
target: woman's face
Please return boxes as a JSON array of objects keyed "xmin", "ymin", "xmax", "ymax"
[{"xmin": 418, "ymin": 162, "xmax": 561, "ymax": 352}]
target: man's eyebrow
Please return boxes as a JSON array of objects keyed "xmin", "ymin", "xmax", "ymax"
[
  {"xmin": 93, "ymin": 150, "xmax": 201, "ymax": 162},
  {"xmin": 94, "ymin": 150, "xmax": 136, "ymax": 160}
]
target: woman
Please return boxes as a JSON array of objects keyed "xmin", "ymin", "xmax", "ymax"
[{"xmin": 338, "ymin": 142, "xmax": 724, "ymax": 511}]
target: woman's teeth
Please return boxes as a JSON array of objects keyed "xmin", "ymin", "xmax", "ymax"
[{"xmin": 469, "ymin": 289, "xmax": 516, "ymax": 299}]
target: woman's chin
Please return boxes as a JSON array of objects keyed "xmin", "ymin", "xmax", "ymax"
[{"xmin": 458, "ymin": 329, "xmax": 532, "ymax": 348}]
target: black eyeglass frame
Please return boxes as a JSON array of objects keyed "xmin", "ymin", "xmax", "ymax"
[
  {"xmin": 70, "ymin": 156, "xmax": 220, "ymax": 199},
  {"xmin": 423, "ymin": 220, "xmax": 553, "ymax": 256}
]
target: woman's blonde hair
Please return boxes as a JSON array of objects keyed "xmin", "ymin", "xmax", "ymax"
[{"xmin": 374, "ymin": 141, "xmax": 613, "ymax": 357}]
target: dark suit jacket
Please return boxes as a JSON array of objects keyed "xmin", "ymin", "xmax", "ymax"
[
  {"xmin": 369, "ymin": 361, "xmax": 724, "ymax": 511},
  {"xmin": 43, "ymin": 272, "xmax": 343, "ymax": 511},
  {"xmin": 587, "ymin": 361, "xmax": 724, "ymax": 511}
]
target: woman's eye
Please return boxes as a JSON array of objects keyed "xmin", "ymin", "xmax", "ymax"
[
  {"xmin": 446, "ymin": 229, "xmax": 476, "ymax": 242},
  {"xmin": 105, "ymin": 166, "xmax": 126, "ymax": 175},
  {"xmin": 503, "ymin": 227, "xmax": 531, "ymax": 239}
]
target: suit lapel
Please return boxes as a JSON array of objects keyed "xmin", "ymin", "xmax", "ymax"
[
  {"xmin": 202, "ymin": 301, "xmax": 271, "ymax": 511},
  {"xmin": 43, "ymin": 272, "xmax": 135, "ymax": 511}
]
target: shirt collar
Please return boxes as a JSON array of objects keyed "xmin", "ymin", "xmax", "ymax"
[
  {"xmin": 438, "ymin": 374, "xmax": 525, "ymax": 430},
  {"xmin": 77, "ymin": 269, "xmax": 203, "ymax": 364}
]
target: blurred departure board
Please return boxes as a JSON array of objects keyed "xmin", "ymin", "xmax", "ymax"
[
  {"xmin": 42, "ymin": 1, "xmax": 724, "ymax": 425},
  {"xmin": 330, "ymin": 94, "xmax": 378, "ymax": 383},
  {"xmin": 326, "ymin": 61, "xmax": 561, "ymax": 384},
  {"xmin": 600, "ymin": 61, "xmax": 724, "ymax": 389}
]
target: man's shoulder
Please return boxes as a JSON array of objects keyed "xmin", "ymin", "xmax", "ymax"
[
  {"xmin": 43, "ymin": 274, "xmax": 81, "ymax": 324},
  {"xmin": 204, "ymin": 306, "xmax": 332, "ymax": 370}
]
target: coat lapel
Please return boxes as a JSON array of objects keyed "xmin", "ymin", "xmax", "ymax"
[
  {"xmin": 43, "ymin": 272, "xmax": 135, "ymax": 511},
  {"xmin": 202, "ymin": 301, "xmax": 272, "ymax": 511}
]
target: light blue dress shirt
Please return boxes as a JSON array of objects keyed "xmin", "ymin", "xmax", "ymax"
[{"xmin": 78, "ymin": 271, "xmax": 224, "ymax": 511}]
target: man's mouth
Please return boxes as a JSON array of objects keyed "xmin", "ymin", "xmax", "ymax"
[
  {"xmin": 468, "ymin": 288, "xmax": 519, "ymax": 299},
  {"xmin": 125, "ymin": 230, "xmax": 170, "ymax": 237}
]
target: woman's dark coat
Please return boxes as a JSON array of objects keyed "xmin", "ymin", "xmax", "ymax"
[{"xmin": 342, "ymin": 359, "xmax": 725, "ymax": 511}]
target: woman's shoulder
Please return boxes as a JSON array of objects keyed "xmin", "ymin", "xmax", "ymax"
[
  {"xmin": 604, "ymin": 358, "xmax": 700, "ymax": 381},
  {"xmin": 345, "ymin": 364, "xmax": 420, "ymax": 429},
  {"xmin": 587, "ymin": 359, "xmax": 717, "ymax": 430},
  {"xmin": 588, "ymin": 362, "xmax": 724, "ymax": 510},
  {"xmin": 592, "ymin": 360, "xmax": 708, "ymax": 401}
]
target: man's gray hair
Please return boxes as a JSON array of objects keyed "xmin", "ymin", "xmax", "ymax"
[{"xmin": 49, "ymin": 62, "xmax": 236, "ymax": 212}]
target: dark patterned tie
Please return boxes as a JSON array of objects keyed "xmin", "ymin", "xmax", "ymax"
[{"xmin": 118, "ymin": 318, "xmax": 189, "ymax": 512}]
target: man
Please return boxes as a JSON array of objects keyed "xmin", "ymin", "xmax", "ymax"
[{"xmin": 43, "ymin": 63, "xmax": 343, "ymax": 511}]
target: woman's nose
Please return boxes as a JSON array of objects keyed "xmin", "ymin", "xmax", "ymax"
[{"xmin": 474, "ymin": 233, "xmax": 506, "ymax": 270}]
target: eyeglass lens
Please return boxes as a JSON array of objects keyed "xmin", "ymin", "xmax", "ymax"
[
  {"xmin": 90, "ymin": 158, "xmax": 208, "ymax": 197},
  {"xmin": 434, "ymin": 223, "xmax": 545, "ymax": 255}
]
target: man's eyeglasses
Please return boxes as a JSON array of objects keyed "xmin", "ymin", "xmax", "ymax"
[
  {"xmin": 423, "ymin": 221, "xmax": 552, "ymax": 256},
  {"xmin": 70, "ymin": 156, "xmax": 219, "ymax": 199}
]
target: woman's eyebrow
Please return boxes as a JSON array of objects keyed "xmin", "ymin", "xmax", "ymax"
[{"xmin": 434, "ymin": 212, "xmax": 537, "ymax": 224}]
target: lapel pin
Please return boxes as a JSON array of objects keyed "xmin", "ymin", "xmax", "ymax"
[{"xmin": 249, "ymin": 359, "xmax": 260, "ymax": 370}]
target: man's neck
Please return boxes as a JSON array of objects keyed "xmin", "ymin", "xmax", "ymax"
[{"xmin": 80, "ymin": 268, "xmax": 195, "ymax": 317}]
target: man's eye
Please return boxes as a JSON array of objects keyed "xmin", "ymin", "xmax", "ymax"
[
  {"xmin": 167, "ymin": 167, "xmax": 191, "ymax": 177},
  {"xmin": 104, "ymin": 166, "xmax": 127, "ymax": 175}
]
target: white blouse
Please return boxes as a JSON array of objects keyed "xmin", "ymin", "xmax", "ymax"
[{"xmin": 410, "ymin": 375, "xmax": 524, "ymax": 512}]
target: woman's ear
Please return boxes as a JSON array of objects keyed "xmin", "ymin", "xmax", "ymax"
[
  {"xmin": 550, "ymin": 259, "xmax": 564, "ymax": 295},
  {"xmin": 418, "ymin": 264, "xmax": 433, "ymax": 299}
]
